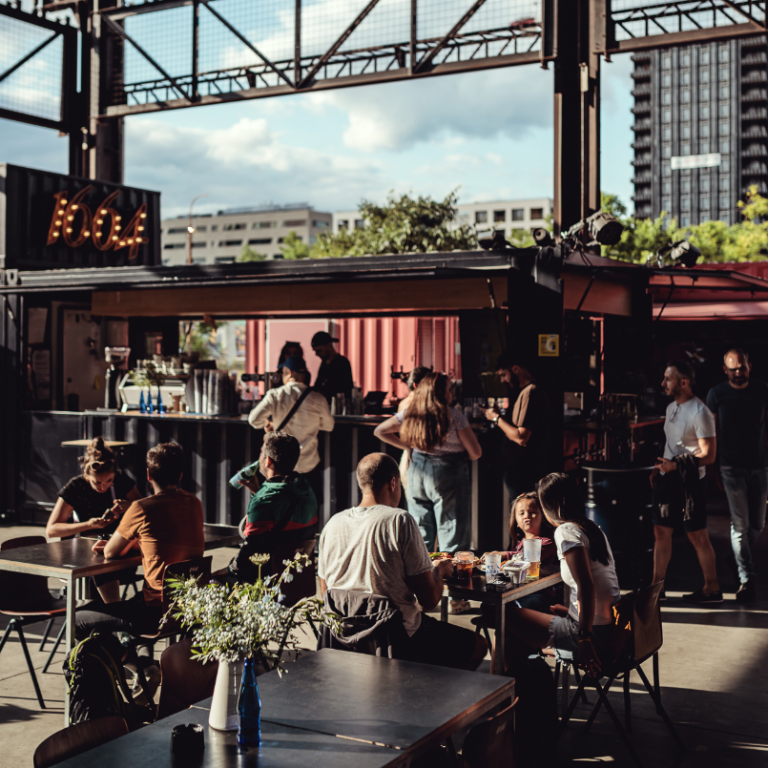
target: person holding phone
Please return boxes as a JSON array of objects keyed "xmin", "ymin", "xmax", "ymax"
[{"xmin": 47, "ymin": 437, "xmax": 141, "ymax": 602}]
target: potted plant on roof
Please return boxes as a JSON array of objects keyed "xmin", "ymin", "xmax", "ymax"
[{"xmin": 165, "ymin": 553, "xmax": 339, "ymax": 746}]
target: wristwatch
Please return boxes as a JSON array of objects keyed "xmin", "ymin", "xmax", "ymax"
[
  {"xmin": 492, "ymin": 416, "xmax": 500, "ymax": 426},
  {"xmin": 577, "ymin": 628, "xmax": 594, "ymax": 641}
]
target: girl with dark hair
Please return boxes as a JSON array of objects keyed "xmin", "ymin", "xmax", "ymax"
[
  {"xmin": 502, "ymin": 473, "xmax": 620, "ymax": 676},
  {"xmin": 375, "ymin": 374, "xmax": 481, "ymax": 614},
  {"xmin": 47, "ymin": 437, "xmax": 142, "ymax": 602}
]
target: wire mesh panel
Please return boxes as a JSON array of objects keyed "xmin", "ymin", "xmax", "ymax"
[
  {"xmin": 0, "ymin": 7, "xmax": 70, "ymax": 127},
  {"xmin": 610, "ymin": 0, "xmax": 767, "ymax": 43},
  {"xmin": 104, "ymin": 0, "xmax": 549, "ymax": 114}
]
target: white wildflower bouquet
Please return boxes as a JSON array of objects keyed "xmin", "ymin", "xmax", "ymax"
[{"xmin": 165, "ymin": 552, "xmax": 339, "ymax": 673}]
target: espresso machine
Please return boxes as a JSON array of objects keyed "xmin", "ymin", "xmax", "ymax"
[{"xmin": 104, "ymin": 346, "xmax": 131, "ymax": 409}]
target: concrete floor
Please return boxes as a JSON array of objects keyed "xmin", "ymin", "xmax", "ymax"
[{"xmin": 1, "ymin": 513, "xmax": 767, "ymax": 767}]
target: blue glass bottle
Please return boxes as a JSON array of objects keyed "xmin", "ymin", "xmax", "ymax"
[
  {"xmin": 139, "ymin": 391, "xmax": 146, "ymax": 414},
  {"xmin": 147, "ymin": 390, "xmax": 154, "ymax": 414},
  {"xmin": 157, "ymin": 389, "xmax": 164, "ymax": 416},
  {"xmin": 237, "ymin": 657, "xmax": 261, "ymax": 746}
]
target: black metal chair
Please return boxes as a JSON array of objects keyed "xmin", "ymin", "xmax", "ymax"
[
  {"xmin": 0, "ymin": 536, "xmax": 69, "ymax": 709},
  {"xmin": 123, "ymin": 555, "xmax": 213, "ymax": 720},
  {"xmin": 560, "ymin": 581, "xmax": 685, "ymax": 767}
]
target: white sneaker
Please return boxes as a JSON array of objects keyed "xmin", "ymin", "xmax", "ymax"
[{"xmin": 449, "ymin": 599, "xmax": 472, "ymax": 615}]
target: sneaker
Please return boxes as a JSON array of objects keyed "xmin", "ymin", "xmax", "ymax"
[
  {"xmin": 449, "ymin": 599, "xmax": 472, "ymax": 615},
  {"xmin": 682, "ymin": 589, "xmax": 723, "ymax": 605},
  {"xmin": 131, "ymin": 664, "xmax": 161, "ymax": 707},
  {"xmin": 736, "ymin": 581, "xmax": 757, "ymax": 603}
]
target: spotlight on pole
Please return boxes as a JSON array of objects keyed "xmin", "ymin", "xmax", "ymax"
[
  {"xmin": 669, "ymin": 240, "xmax": 701, "ymax": 268},
  {"xmin": 565, "ymin": 210, "xmax": 624, "ymax": 247},
  {"xmin": 532, "ymin": 227, "xmax": 554, "ymax": 247}
]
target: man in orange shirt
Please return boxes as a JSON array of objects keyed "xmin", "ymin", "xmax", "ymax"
[{"xmin": 75, "ymin": 442, "xmax": 204, "ymax": 696}]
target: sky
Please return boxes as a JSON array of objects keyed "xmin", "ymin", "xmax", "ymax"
[{"xmin": 0, "ymin": 13, "xmax": 636, "ymax": 222}]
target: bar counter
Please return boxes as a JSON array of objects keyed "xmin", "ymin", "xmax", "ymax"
[{"xmin": 18, "ymin": 409, "xmax": 508, "ymax": 551}]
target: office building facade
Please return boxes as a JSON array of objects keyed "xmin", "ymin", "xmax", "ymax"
[
  {"xmin": 161, "ymin": 204, "xmax": 333, "ymax": 266},
  {"xmin": 631, "ymin": 35, "xmax": 767, "ymax": 226},
  {"xmin": 332, "ymin": 198, "xmax": 552, "ymax": 239}
]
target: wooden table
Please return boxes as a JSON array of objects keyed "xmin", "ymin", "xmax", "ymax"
[
  {"xmin": 61, "ymin": 439, "xmax": 132, "ymax": 447},
  {"xmin": 61, "ymin": 649, "xmax": 513, "ymax": 768},
  {"xmin": 0, "ymin": 527, "xmax": 240, "ymax": 724},
  {"xmin": 442, "ymin": 570, "xmax": 563, "ymax": 675}
]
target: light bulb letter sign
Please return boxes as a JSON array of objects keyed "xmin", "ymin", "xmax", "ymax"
[{"xmin": 46, "ymin": 188, "xmax": 149, "ymax": 259}]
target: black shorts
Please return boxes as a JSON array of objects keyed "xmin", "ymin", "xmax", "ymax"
[
  {"xmin": 652, "ymin": 472, "xmax": 708, "ymax": 533},
  {"xmin": 404, "ymin": 613, "xmax": 478, "ymax": 670}
]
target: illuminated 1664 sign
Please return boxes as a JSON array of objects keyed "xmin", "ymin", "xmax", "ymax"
[{"xmin": 46, "ymin": 185, "xmax": 149, "ymax": 260}]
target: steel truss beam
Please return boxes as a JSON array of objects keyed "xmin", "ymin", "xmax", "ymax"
[
  {"xmin": 606, "ymin": 0, "xmax": 766, "ymax": 53},
  {"xmin": 92, "ymin": 0, "xmax": 547, "ymax": 118}
]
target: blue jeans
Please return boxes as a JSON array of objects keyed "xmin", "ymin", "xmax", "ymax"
[
  {"xmin": 407, "ymin": 452, "xmax": 471, "ymax": 553},
  {"xmin": 721, "ymin": 466, "xmax": 768, "ymax": 583}
]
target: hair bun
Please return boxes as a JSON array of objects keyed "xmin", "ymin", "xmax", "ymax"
[{"xmin": 79, "ymin": 436, "xmax": 117, "ymax": 476}]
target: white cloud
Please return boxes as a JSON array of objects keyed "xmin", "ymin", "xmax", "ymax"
[
  {"xmin": 308, "ymin": 65, "xmax": 552, "ymax": 152},
  {"xmin": 125, "ymin": 116, "xmax": 384, "ymax": 216}
]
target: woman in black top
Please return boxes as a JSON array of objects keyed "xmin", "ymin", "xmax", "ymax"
[{"xmin": 46, "ymin": 437, "xmax": 142, "ymax": 602}]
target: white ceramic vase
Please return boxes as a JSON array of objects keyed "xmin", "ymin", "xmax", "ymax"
[{"xmin": 209, "ymin": 658, "xmax": 244, "ymax": 731}]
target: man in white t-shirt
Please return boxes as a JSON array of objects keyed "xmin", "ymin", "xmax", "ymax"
[
  {"xmin": 650, "ymin": 361, "xmax": 721, "ymax": 603},
  {"xmin": 318, "ymin": 453, "xmax": 487, "ymax": 670}
]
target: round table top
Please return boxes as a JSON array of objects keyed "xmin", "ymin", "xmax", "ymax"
[{"xmin": 61, "ymin": 439, "xmax": 132, "ymax": 447}]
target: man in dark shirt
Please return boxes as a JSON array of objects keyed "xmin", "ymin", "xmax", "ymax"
[
  {"xmin": 706, "ymin": 348, "xmax": 768, "ymax": 602},
  {"xmin": 311, "ymin": 331, "xmax": 354, "ymax": 403},
  {"xmin": 484, "ymin": 353, "xmax": 550, "ymax": 498}
]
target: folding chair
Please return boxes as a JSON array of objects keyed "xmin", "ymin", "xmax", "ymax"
[{"xmin": 560, "ymin": 581, "xmax": 685, "ymax": 767}]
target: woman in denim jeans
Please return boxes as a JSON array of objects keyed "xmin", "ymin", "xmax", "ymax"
[{"xmin": 375, "ymin": 373, "xmax": 482, "ymax": 615}]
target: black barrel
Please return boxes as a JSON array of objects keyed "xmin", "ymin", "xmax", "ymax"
[{"xmin": 580, "ymin": 463, "xmax": 655, "ymax": 588}]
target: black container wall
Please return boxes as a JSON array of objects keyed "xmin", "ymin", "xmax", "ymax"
[{"xmin": 0, "ymin": 163, "xmax": 161, "ymax": 270}]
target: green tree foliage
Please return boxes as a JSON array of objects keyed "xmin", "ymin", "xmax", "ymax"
[
  {"xmin": 279, "ymin": 230, "xmax": 311, "ymax": 259},
  {"xmin": 601, "ymin": 186, "xmax": 768, "ymax": 264},
  {"xmin": 239, "ymin": 244, "xmax": 266, "ymax": 262},
  {"xmin": 310, "ymin": 190, "xmax": 477, "ymax": 258}
]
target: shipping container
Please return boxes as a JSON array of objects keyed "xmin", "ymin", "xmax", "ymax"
[{"xmin": 0, "ymin": 164, "xmax": 161, "ymax": 271}]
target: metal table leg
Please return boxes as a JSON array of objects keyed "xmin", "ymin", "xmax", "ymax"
[
  {"xmin": 493, "ymin": 601, "xmax": 506, "ymax": 675},
  {"xmin": 64, "ymin": 573, "xmax": 76, "ymax": 726}
]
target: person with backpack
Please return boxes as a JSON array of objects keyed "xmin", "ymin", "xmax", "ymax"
[
  {"xmin": 74, "ymin": 442, "xmax": 204, "ymax": 700},
  {"xmin": 226, "ymin": 431, "xmax": 318, "ymax": 583},
  {"xmin": 501, "ymin": 473, "xmax": 620, "ymax": 677},
  {"xmin": 248, "ymin": 355, "xmax": 334, "ymax": 512}
]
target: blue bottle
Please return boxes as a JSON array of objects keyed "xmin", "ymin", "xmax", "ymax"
[
  {"xmin": 237, "ymin": 657, "xmax": 261, "ymax": 746},
  {"xmin": 157, "ymin": 389, "xmax": 164, "ymax": 416},
  {"xmin": 147, "ymin": 390, "xmax": 154, "ymax": 414},
  {"xmin": 139, "ymin": 391, "xmax": 146, "ymax": 414}
]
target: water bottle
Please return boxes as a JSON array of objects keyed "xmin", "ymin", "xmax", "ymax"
[{"xmin": 229, "ymin": 460, "xmax": 260, "ymax": 490}]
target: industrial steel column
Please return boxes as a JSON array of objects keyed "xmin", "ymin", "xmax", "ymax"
[
  {"xmin": 553, "ymin": 0, "xmax": 601, "ymax": 234},
  {"xmin": 88, "ymin": 1, "xmax": 124, "ymax": 183}
]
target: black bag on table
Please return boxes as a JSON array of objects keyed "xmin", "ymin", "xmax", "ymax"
[{"xmin": 64, "ymin": 632, "xmax": 153, "ymax": 730}]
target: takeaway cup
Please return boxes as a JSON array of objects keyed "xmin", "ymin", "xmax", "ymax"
[{"xmin": 484, "ymin": 552, "xmax": 502, "ymax": 584}]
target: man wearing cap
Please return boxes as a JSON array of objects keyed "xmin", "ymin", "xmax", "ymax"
[
  {"xmin": 311, "ymin": 331, "xmax": 354, "ymax": 404},
  {"xmin": 248, "ymin": 356, "xmax": 334, "ymax": 506}
]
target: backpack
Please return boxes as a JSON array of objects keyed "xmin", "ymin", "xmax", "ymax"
[{"xmin": 64, "ymin": 632, "xmax": 153, "ymax": 730}]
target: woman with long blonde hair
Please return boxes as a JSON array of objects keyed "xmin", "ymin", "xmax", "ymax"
[{"xmin": 375, "ymin": 372, "xmax": 481, "ymax": 564}]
